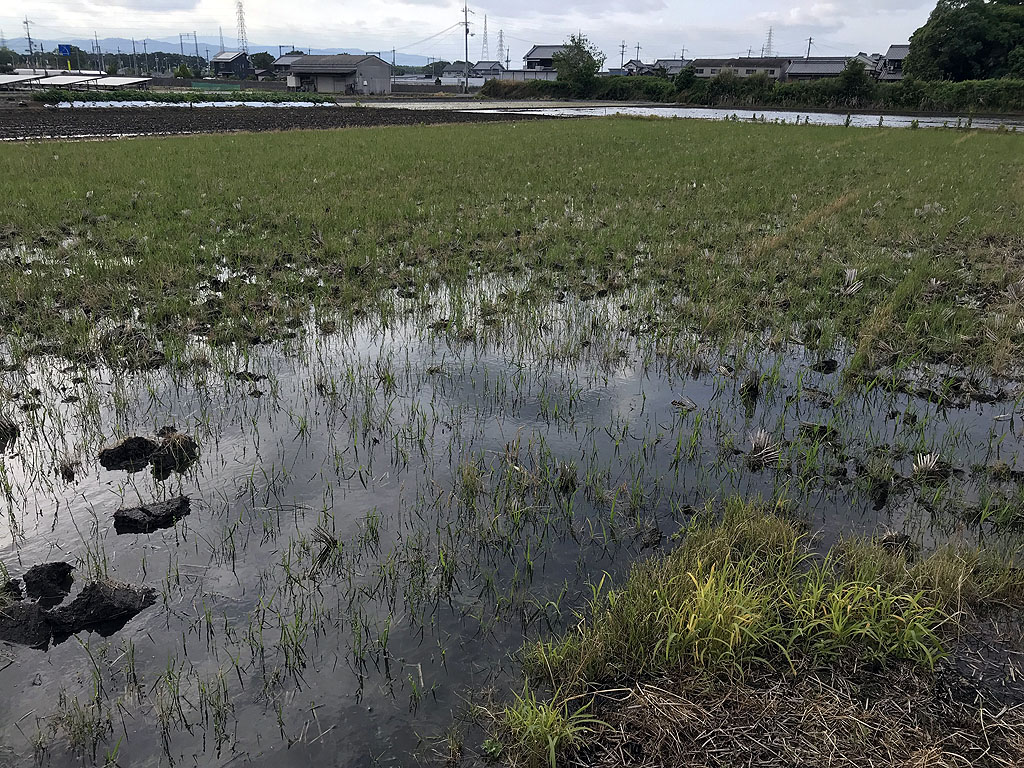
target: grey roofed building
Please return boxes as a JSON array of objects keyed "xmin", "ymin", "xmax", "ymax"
[
  {"xmin": 472, "ymin": 60, "xmax": 506, "ymax": 77},
  {"xmin": 524, "ymin": 45, "xmax": 567, "ymax": 70},
  {"xmin": 652, "ymin": 58, "xmax": 690, "ymax": 76},
  {"xmin": 879, "ymin": 44, "xmax": 910, "ymax": 81},
  {"xmin": 211, "ymin": 51, "xmax": 252, "ymax": 78},
  {"xmin": 273, "ymin": 54, "xmax": 304, "ymax": 73},
  {"xmin": 786, "ymin": 57, "xmax": 850, "ymax": 79},
  {"xmin": 785, "ymin": 55, "xmax": 883, "ymax": 81},
  {"xmin": 442, "ymin": 60, "xmax": 471, "ymax": 76},
  {"xmin": 885, "ymin": 44, "xmax": 910, "ymax": 61},
  {"xmin": 287, "ymin": 54, "xmax": 392, "ymax": 94}
]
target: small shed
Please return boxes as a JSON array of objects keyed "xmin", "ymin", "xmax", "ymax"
[{"xmin": 287, "ymin": 54, "xmax": 392, "ymax": 95}]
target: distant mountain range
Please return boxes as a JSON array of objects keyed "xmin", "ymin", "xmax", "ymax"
[{"xmin": 3, "ymin": 36, "xmax": 432, "ymax": 66}]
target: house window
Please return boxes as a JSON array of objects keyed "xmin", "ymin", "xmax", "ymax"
[
  {"xmin": 745, "ymin": 69, "xmax": 755, "ymax": 75},
  {"xmin": 769, "ymin": 69, "xmax": 775, "ymax": 75},
  {"xmin": 696, "ymin": 68, "xmax": 705, "ymax": 74},
  {"xmin": 711, "ymin": 68, "xmax": 718, "ymax": 74}
]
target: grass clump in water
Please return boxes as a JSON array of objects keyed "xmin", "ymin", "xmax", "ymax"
[
  {"xmin": 526, "ymin": 496, "xmax": 944, "ymax": 694},
  {"xmin": 492, "ymin": 496, "xmax": 1024, "ymax": 767}
]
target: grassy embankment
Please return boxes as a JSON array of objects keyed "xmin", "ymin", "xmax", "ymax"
[{"xmin": 1, "ymin": 117, "xmax": 1022, "ymax": 375}]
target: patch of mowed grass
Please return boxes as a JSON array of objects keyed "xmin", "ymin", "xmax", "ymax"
[
  {"xmin": 495, "ymin": 496, "xmax": 1024, "ymax": 767},
  {"xmin": 0, "ymin": 118, "xmax": 1022, "ymax": 371}
]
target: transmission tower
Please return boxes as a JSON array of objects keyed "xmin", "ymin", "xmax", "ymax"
[
  {"xmin": 481, "ymin": 15, "xmax": 489, "ymax": 60},
  {"xmin": 22, "ymin": 16, "xmax": 33, "ymax": 62},
  {"xmin": 236, "ymin": 0, "xmax": 248, "ymax": 53},
  {"xmin": 0, "ymin": 29, "xmax": 6, "ymax": 49},
  {"xmin": 219, "ymin": 26, "xmax": 225, "ymax": 53},
  {"xmin": 763, "ymin": 26, "xmax": 774, "ymax": 57},
  {"xmin": 496, "ymin": 30, "xmax": 505, "ymax": 67}
]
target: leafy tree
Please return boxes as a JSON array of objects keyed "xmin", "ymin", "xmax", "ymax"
[
  {"xmin": 837, "ymin": 59, "xmax": 876, "ymax": 101},
  {"xmin": 105, "ymin": 62, "xmax": 119, "ymax": 76},
  {"xmin": 0, "ymin": 47, "xmax": 15, "ymax": 72},
  {"xmin": 673, "ymin": 65, "xmax": 697, "ymax": 90},
  {"xmin": 552, "ymin": 33, "xmax": 605, "ymax": 96},
  {"xmin": 1009, "ymin": 45, "xmax": 1024, "ymax": 77},
  {"xmin": 429, "ymin": 60, "xmax": 450, "ymax": 77},
  {"xmin": 250, "ymin": 51, "xmax": 274, "ymax": 70},
  {"xmin": 906, "ymin": 0, "xmax": 1024, "ymax": 80},
  {"xmin": 174, "ymin": 63, "xmax": 193, "ymax": 79},
  {"xmin": 286, "ymin": 49, "xmax": 305, "ymax": 56}
]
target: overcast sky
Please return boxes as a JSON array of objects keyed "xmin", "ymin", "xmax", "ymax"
[{"xmin": 5, "ymin": 0, "xmax": 931, "ymax": 62}]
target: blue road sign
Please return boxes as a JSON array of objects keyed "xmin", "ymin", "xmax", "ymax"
[{"xmin": 58, "ymin": 44, "xmax": 71, "ymax": 56}]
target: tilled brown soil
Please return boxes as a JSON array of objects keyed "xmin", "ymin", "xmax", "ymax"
[{"xmin": 0, "ymin": 105, "xmax": 552, "ymax": 140}]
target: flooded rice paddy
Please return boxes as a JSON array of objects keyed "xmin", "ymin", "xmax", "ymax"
[{"xmin": 1, "ymin": 271, "xmax": 1023, "ymax": 766}]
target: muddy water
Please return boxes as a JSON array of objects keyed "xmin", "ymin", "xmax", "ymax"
[{"xmin": 0, "ymin": 283, "xmax": 1022, "ymax": 766}]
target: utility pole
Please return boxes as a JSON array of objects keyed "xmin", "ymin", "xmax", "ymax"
[
  {"xmin": 463, "ymin": 0, "xmax": 470, "ymax": 94},
  {"xmin": 22, "ymin": 16, "xmax": 33, "ymax": 70},
  {"xmin": 392, "ymin": 48, "xmax": 396, "ymax": 88},
  {"xmin": 635, "ymin": 42, "xmax": 641, "ymax": 62},
  {"xmin": 143, "ymin": 39, "xmax": 148, "ymax": 73},
  {"xmin": 220, "ymin": 27, "xmax": 225, "ymax": 53},
  {"xmin": 94, "ymin": 32, "xmax": 101, "ymax": 72},
  {"xmin": 805, "ymin": 36, "xmax": 813, "ymax": 59},
  {"xmin": 132, "ymin": 38, "xmax": 138, "ymax": 74},
  {"xmin": 619, "ymin": 41, "xmax": 626, "ymax": 69}
]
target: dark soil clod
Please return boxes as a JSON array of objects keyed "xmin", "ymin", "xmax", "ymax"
[
  {"xmin": 811, "ymin": 359, "xmax": 840, "ymax": 374},
  {"xmin": 114, "ymin": 496, "xmax": 191, "ymax": 534},
  {"xmin": 149, "ymin": 434, "xmax": 200, "ymax": 479},
  {"xmin": 48, "ymin": 581, "xmax": 157, "ymax": 641},
  {"xmin": 98, "ymin": 436, "xmax": 161, "ymax": 471},
  {"xmin": 0, "ymin": 601, "xmax": 52, "ymax": 649},
  {"xmin": 23, "ymin": 562, "xmax": 74, "ymax": 607}
]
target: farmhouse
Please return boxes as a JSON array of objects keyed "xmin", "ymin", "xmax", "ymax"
[
  {"xmin": 878, "ymin": 44, "xmax": 910, "ymax": 81},
  {"xmin": 472, "ymin": 61, "xmax": 506, "ymax": 78},
  {"xmin": 652, "ymin": 59, "xmax": 690, "ymax": 76},
  {"xmin": 523, "ymin": 45, "xmax": 566, "ymax": 71},
  {"xmin": 286, "ymin": 54, "xmax": 392, "ymax": 95},
  {"xmin": 211, "ymin": 51, "xmax": 252, "ymax": 78},
  {"xmin": 442, "ymin": 61, "xmax": 471, "ymax": 77}
]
